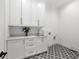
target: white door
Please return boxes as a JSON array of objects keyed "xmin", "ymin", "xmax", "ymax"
[{"xmin": 9, "ymin": 0, "xmax": 21, "ymax": 25}]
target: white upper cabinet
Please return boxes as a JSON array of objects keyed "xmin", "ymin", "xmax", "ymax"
[
  {"xmin": 31, "ymin": 2, "xmax": 45, "ymax": 26},
  {"xmin": 9, "ymin": 0, "xmax": 45, "ymax": 26},
  {"xmin": 9, "ymin": 0, "xmax": 37, "ymax": 26},
  {"xmin": 22, "ymin": 0, "xmax": 32, "ymax": 26},
  {"xmin": 31, "ymin": 2, "xmax": 39, "ymax": 26},
  {"xmin": 22, "ymin": 0, "xmax": 38, "ymax": 26},
  {"xmin": 9, "ymin": 0, "xmax": 21, "ymax": 25}
]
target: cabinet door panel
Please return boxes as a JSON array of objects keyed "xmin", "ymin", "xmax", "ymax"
[
  {"xmin": 31, "ymin": 2, "xmax": 38, "ymax": 26},
  {"xmin": 25, "ymin": 39, "xmax": 35, "ymax": 48},
  {"xmin": 7, "ymin": 40, "xmax": 24, "ymax": 59},
  {"xmin": 25, "ymin": 47, "xmax": 36, "ymax": 56},
  {"xmin": 22, "ymin": 0, "xmax": 32, "ymax": 26},
  {"xmin": 9, "ymin": 0, "xmax": 21, "ymax": 25}
]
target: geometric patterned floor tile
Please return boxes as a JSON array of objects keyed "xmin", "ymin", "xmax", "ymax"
[{"xmin": 23, "ymin": 44, "xmax": 79, "ymax": 59}]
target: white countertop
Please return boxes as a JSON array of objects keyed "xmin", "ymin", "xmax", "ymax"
[{"xmin": 6, "ymin": 36, "xmax": 47, "ymax": 40}]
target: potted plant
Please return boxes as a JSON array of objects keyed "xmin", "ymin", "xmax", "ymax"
[{"xmin": 22, "ymin": 27, "xmax": 31, "ymax": 36}]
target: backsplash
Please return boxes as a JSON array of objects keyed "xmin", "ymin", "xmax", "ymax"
[{"xmin": 9, "ymin": 26, "xmax": 44, "ymax": 37}]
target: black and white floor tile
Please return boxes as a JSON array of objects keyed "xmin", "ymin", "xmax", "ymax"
[{"xmin": 23, "ymin": 44, "xmax": 79, "ymax": 59}]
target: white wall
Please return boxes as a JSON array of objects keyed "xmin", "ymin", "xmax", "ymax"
[
  {"xmin": 0, "ymin": 0, "xmax": 5, "ymax": 50},
  {"xmin": 29, "ymin": 1, "xmax": 58, "ymax": 36},
  {"xmin": 58, "ymin": 0, "xmax": 79, "ymax": 50},
  {"xmin": 40, "ymin": 10, "xmax": 58, "ymax": 36}
]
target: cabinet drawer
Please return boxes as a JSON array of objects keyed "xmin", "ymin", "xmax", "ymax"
[
  {"xmin": 25, "ymin": 43, "xmax": 35, "ymax": 49},
  {"xmin": 25, "ymin": 47, "xmax": 36, "ymax": 56},
  {"xmin": 25, "ymin": 41, "xmax": 35, "ymax": 48},
  {"xmin": 25, "ymin": 38, "xmax": 36, "ymax": 48},
  {"xmin": 8, "ymin": 40, "xmax": 24, "ymax": 46},
  {"xmin": 25, "ymin": 38, "xmax": 33, "ymax": 42}
]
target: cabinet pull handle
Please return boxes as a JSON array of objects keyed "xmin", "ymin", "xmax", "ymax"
[
  {"xmin": 29, "ymin": 39, "xmax": 32, "ymax": 41},
  {"xmin": 29, "ymin": 44, "xmax": 33, "ymax": 46},
  {"xmin": 20, "ymin": 18, "xmax": 22, "ymax": 24}
]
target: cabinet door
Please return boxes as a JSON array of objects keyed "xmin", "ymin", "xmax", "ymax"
[
  {"xmin": 22, "ymin": 0, "xmax": 32, "ymax": 26},
  {"xmin": 34, "ymin": 37, "xmax": 47, "ymax": 53},
  {"xmin": 22, "ymin": 0, "xmax": 38, "ymax": 26},
  {"xmin": 9, "ymin": 0, "xmax": 21, "ymax": 25},
  {"xmin": 7, "ymin": 40, "xmax": 24, "ymax": 59},
  {"xmin": 31, "ymin": 2, "xmax": 45, "ymax": 26},
  {"xmin": 31, "ymin": 2, "xmax": 38, "ymax": 26},
  {"xmin": 25, "ymin": 38, "xmax": 36, "ymax": 49}
]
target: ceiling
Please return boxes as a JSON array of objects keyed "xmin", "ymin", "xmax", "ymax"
[{"xmin": 33, "ymin": 0, "xmax": 74, "ymax": 9}]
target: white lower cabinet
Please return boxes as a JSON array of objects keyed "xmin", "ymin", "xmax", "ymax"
[
  {"xmin": 7, "ymin": 40, "xmax": 25, "ymax": 59},
  {"xmin": 25, "ymin": 38, "xmax": 39, "ymax": 57},
  {"xmin": 7, "ymin": 36, "xmax": 47, "ymax": 59},
  {"xmin": 25, "ymin": 46, "xmax": 37, "ymax": 57}
]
